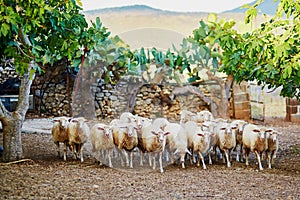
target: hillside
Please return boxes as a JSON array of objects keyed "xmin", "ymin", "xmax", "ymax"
[{"xmin": 83, "ymin": 5, "xmax": 268, "ymax": 50}]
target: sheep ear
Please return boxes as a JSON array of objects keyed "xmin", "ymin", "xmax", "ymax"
[
  {"xmin": 220, "ymin": 127, "xmax": 226, "ymax": 130},
  {"xmin": 97, "ymin": 127, "xmax": 104, "ymax": 130},
  {"xmin": 53, "ymin": 119, "xmax": 60, "ymax": 122},
  {"xmin": 265, "ymin": 129, "xmax": 273, "ymax": 133},
  {"xmin": 197, "ymin": 133, "xmax": 204, "ymax": 137},
  {"xmin": 253, "ymin": 129, "xmax": 260, "ymax": 133},
  {"xmin": 151, "ymin": 131, "xmax": 158, "ymax": 135},
  {"xmin": 164, "ymin": 131, "xmax": 171, "ymax": 136},
  {"xmin": 231, "ymin": 126, "xmax": 237, "ymax": 130}
]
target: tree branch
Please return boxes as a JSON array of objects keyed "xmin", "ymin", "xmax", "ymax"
[{"xmin": 15, "ymin": 62, "xmax": 35, "ymax": 120}]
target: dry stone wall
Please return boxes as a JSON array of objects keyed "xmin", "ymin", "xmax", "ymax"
[
  {"xmin": 0, "ymin": 68, "xmax": 219, "ymax": 120},
  {"xmin": 0, "ymin": 67, "xmax": 18, "ymax": 84}
]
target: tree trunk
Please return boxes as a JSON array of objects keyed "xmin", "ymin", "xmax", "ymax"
[
  {"xmin": 0, "ymin": 67, "xmax": 34, "ymax": 162},
  {"xmin": 2, "ymin": 116, "xmax": 23, "ymax": 161}
]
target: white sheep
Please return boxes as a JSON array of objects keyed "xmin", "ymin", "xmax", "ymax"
[
  {"xmin": 242, "ymin": 124, "xmax": 268, "ymax": 170},
  {"xmin": 67, "ymin": 117, "xmax": 90, "ymax": 162},
  {"xmin": 184, "ymin": 121, "xmax": 211, "ymax": 169},
  {"xmin": 164, "ymin": 122, "xmax": 191, "ymax": 168},
  {"xmin": 264, "ymin": 127, "xmax": 279, "ymax": 169},
  {"xmin": 152, "ymin": 117, "xmax": 170, "ymax": 130},
  {"xmin": 230, "ymin": 120, "xmax": 248, "ymax": 162},
  {"xmin": 111, "ymin": 120, "xmax": 138, "ymax": 168},
  {"xmin": 179, "ymin": 109, "xmax": 197, "ymax": 124},
  {"xmin": 200, "ymin": 120, "xmax": 219, "ymax": 164},
  {"xmin": 119, "ymin": 112, "xmax": 136, "ymax": 123},
  {"xmin": 134, "ymin": 115, "xmax": 152, "ymax": 129},
  {"xmin": 196, "ymin": 110, "xmax": 214, "ymax": 122},
  {"xmin": 134, "ymin": 116, "xmax": 153, "ymax": 166},
  {"xmin": 140, "ymin": 124, "xmax": 171, "ymax": 173},
  {"xmin": 216, "ymin": 122, "xmax": 237, "ymax": 168},
  {"xmin": 51, "ymin": 116, "xmax": 70, "ymax": 161},
  {"xmin": 90, "ymin": 123, "xmax": 114, "ymax": 168}
]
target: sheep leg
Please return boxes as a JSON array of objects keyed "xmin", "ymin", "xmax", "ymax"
[
  {"xmin": 224, "ymin": 150, "xmax": 231, "ymax": 168},
  {"xmin": 229, "ymin": 148, "xmax": 233, "ymax": 162},
  {"xmin": 152, "ymin": 153, "xmax": 156, "ymax": 170},
  {"xmin": 198, "ymin": 152, "xmax": 207, "ymax": 170},
  {"xmin": 79, "ymin": 144, "xmax": 84, "ymax": 162},
  {"xmin": 129, "ymin": 151, "xmax": 134, "ymax": 168},
  {"xmin": 122, "ymin": 149, "xmax": 129, "ymax": 167},
  {"xmin": 148, "ymin": 153, "xmax": 152, "ymax": 167},
  {"xmin": 220, "ymin": 149, "xmax": 226, "ymax": 164},
  {"xmin": 165, "ymin": 150, "xmax": 170, "ymax": 163},
  {"xmin": 254, "ymin": 150, "xmax": 263, "ymax": 170},
  {"xmin": 271, "ymin": 150, "xmax": 277, "ymax": 166},
  {"xmin": 189, "ymin": 152, "xmax": 194, "ymax": 165},
  {"xmin": 169, "ymin": 150, "xmax": 174, "ymax": 164},
  {"xmin": 267, "ymin": 151, "xmax": 271, "ymax": 169},
  {"xmin": 180, "ymin": 153, "xmax": 185, "ymax": 169},
  {"xmin": 240, "ymin": 144, "xmax": 244, "ymax": 162},
  {"xmin": 139, "ymin": 151, "xmax": 144, "ymax": 166},
  {"xmin": 244, "ymin": 148, "xmax": 250, "ymax": 166},
  {"xmin": 107, "ymin": 149, "xmax": 113, "ymax": 168},
  {"xmin": 159, "ymin": 152, "xmax": 164, "ymax": 173},
  {"xmin": 190, "ymin": 150, "xmax": 196, "ymax": 165},
  {"xmin": 70, "ymin": 144, "xmax": 77, "ymax": 160},
  {"xmin": 55, "ymin": 142, "xmax": 60, "ymax": 158},
  {"xmin": 208, "ymin": 150, "xmax": 213, "ymax": 165},
  {"xmin": 63, "ymin": 142, "xmax": 68, "ymax": 161}
]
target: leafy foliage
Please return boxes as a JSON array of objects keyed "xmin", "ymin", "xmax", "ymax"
[
  {"xmin": 221, "ymin": 0, "xmax": 300, "ymax": 99},
  {"xmin": 0, "ymin": 0, "xmax": 89, "ymax": 73}
]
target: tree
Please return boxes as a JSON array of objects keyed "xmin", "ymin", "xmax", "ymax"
[
  {"xmin": 220, "ymin": 0, "xmax": 300, "ymax": 100},
  {"xmin": 0, "ymin": 0, "xmax": 111, "ymax": 162}
]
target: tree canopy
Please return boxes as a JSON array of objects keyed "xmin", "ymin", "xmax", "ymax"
[{"xmin": 221, "ymin": 0, "xmax": 300, "ymax": 99}]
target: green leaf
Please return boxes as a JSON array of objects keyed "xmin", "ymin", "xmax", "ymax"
[{"xmin": 1, "ymin": 23, "xmax": 10, "ymax": 36}]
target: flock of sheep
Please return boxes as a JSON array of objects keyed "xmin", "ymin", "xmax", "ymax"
[{"xmin": 52, "ymin": 110, "xmax": 280, "ymax": 173}]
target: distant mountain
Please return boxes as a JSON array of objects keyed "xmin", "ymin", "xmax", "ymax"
[
  {"xmin": 224, "ymin": 0, "xmax": 279, "ymax": 15},
  {"xmin": 85, "ymin": 4, "xmax": 206, "ymax": 15},
  {"xmin": 86, "ymin": 5, "xmax": 172, "ymax": 15}
]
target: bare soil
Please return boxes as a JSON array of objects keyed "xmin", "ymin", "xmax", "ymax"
[{"xmin": 0, "ymin": 118, "xmax": 299, "ymax": 199}]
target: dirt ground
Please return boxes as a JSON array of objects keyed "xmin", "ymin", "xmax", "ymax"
[{"xmin": 0, "ymin": 118, "xmax": 299, "ymax": 199}]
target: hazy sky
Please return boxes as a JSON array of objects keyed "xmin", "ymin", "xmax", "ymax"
[{"xmin": 81, "ymin": 0, "xmax": 255, "ymax": 13}]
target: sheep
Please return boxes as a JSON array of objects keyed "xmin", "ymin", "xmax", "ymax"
[
  {"xmin": 164, "ymin": 122, "xmax": 191, "ymax": 168},
  {"xmin": 196, "ymin": 110, "xmax": 214, "ymax": 122},
  {"xmin": 263, "ymin": 127, "xmax": 280, "ymax": 169},
  {"xmin": 134, "ymin": 115, "xmax": 152, "ymax": 129},
  {"xmin": 242, "ymin": 124, "xmax": 268, "ymax": 170},
  {"xmin": 152, "ymin": 117, "xmax": 170, "ymax": 130},
  {"xmin": 51, "ymin": 116, "xmax": 70, "ymax": 161},
  {"xmin": 230, "ymin": 120, "xmax": 248, "ymax": 162},
  {"xmin": 90, "ymin": 123, "xmax": 114, "ymax": 168},
  {"xmin": 216, "ymin": 122, "xmax": 237, "ymax": 168},
  {"xmin": 111, "ymin": 120, "xmax": 138, "ymax": 168},
  {"xmin": 67, "ymin": 117, "xmax": 90, "ymax": 162},
  {"xmin": 119, "ymin": 112, "xmax": 136, "ymax": 123},
  {"xmin": 134, "ymin": 116, "xmax": 153, "ymax": 166},
  {"xmin": 140, "ymin": 124, "xmax": 171, "ymax": 173},
  {"xmin": 200, "ymin": 120, "xmax": 219, "ymax": 164},
  {"xmin": 184, "ymin": 121, "xmax": 211, "ymax": 169},
  {"xmin": 179, "ymin": 109, "xmax": 197, "ymax": 124}
]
